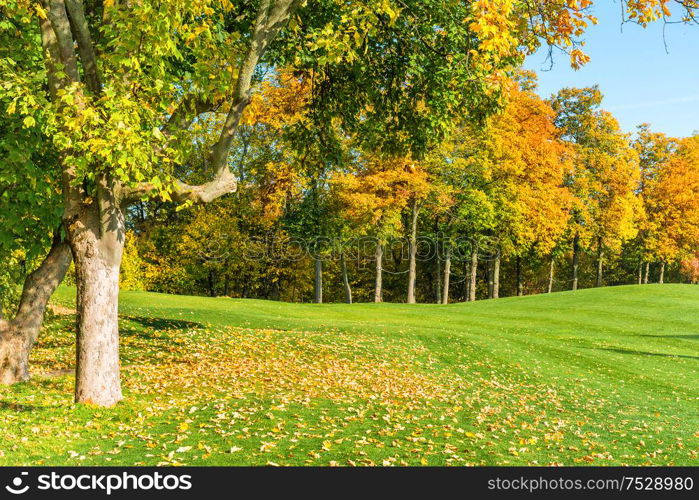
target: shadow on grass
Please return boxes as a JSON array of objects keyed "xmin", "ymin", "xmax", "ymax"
[
  {"xmin": 119, "ymin": 316, "xmax": 204, "ymax": 330},
  {"xmin": 638, "ymin": 334, "xmax": 699, "ymax": 341},
  {"xmin": 0, "ymin": 401, "xmax": 43, "ymax": 412},
  {"xmin": 119, "ymin": 316, "xmax": 203, "ymax": 338},
  {"xmin": 584, "ymin": 346, "xmax": 699, "ymax": 361}
]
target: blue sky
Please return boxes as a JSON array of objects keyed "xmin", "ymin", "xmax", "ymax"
[{"xmin": 523, "ymin": 1, "xmax": 699, "ymax": 138}]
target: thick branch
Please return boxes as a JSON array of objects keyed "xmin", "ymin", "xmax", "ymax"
[
  {"xmin": 45, "ymin": 0, "xmax": 80, "ymax": 83},
  {"xmin": 65, "ymin": 0, "xmax": 101, "ymax": 94},
  {"xmin": 39, "ymin": 4, "xmax": 64, "ymax": 97},
  {"xmin": 121, "ymin": 168, "xmax": 238, "ymax": 206},
  {"xmin": 125, "ymin": 0, "xmax": 298, "ymax": 208},
  {"xmin": 209, "ymin": 0, "xmax": 299, "ymax": 173},
  {"xmin": 11, "ymin": 233, "xmax": 72, "ymax": 335}
]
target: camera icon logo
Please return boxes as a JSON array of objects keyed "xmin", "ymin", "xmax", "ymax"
[{"xmin": 5, "ymin": 472, "xmax": 30, "ymax": 495}]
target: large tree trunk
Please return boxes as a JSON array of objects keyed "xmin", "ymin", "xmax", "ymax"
[
  {"xmin": 0, "ymin": 235, "xmax": 72, "ymax": 385},
  {"xmin": 374, "ymin": 242, "xmax": 383, "ymax": 303},
  {"xmin": 595, "ymin": 237, "xmax": 604, "ymax": 287},
  {"xmin": 406, "ymin": 200, "xmax": 419, "ymax": 304},
  {"xmin": 547, "ymin": 256, "xmax": 555, "ymax": 294},
  {"xmin": 314, "ymin": 256, "xmax": 323, "ymax": 304},
  {"xmin": 516, "ymin": 255, "xmax": 523, "ymax": 297},
  {"xmin": 658, "ymin": 261, "xmax": 665, "ymax": 284},
  {"xmin": 442, "ymin": 245, "xmax": 451, "ymax": 305},
  {"xmin": 571, "ymin": 232, "xmax": 580, "ymax": 291},
  {"xmin": 492, "ymin": 254, "xmax": 500, "ymax": 299},
  {"xmin": 643, "ymin": 261, "xmax": 650, "ymax": 284},
  {"xmin": 468, "ymin": 242, "xmax": 478, "ymax": 302},
  {"xmin": 66, "ymin": 196, "xmax": 125, "ymax": 407},
  {"xmin": 340, "ymin": 253, "xmax": 352, "ymax": 304}
]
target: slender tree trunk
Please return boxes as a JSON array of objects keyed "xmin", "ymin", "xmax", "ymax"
[
  {"xmin": 637, "ymin": 261, "xmax": 643, "ymax": 285},
  {"xmin": 572, "ymin": 232, "xmax": 580, "ymax": 291},
  {"xmin": 516, "ymin": 255, "xmax": 523, "ymax": 296},
  {"xmin": 406, "ymin": 200, "xmax": 419, "ymax": 304},
  {"xmin": 487, "ymin": 259, "xmax": 493, "ymax": 298},
  {"xmin": 468, "ymin": 242, "xmax": 478, "ymax": 302},
  {"xmin": 442, "ymin": 245, "xmax": 451, "ymax": 305},
  {"xmin": 492, "ymin": 254, "xmax": 500, "ymax": 299},
  {"xmin": 223, "ymin": 273, "xmax": 230, "ymax": 297},
  {"xmin": 596, "ymin": 237, "xmax": 604, "ymax": 287},
  {"xmin": 340, "ymin": 253, "xmax": 352, "ymax": 304},
  {"xmin": 207, "ymin": 270, "xmax": 216, "ymax": 297},
  {"xmin": 314, "ymin": 256, "xmax": 323, "ymax": 304},
  {"xmin": 374, "ymin": 242, "xmax": 383, "ymax": 303},
  {"xmin": 643, "ymin": 261, "xmax": 650, "ymax": 284},
  {"xmin": 67, "ymin": 194, "xmax": 125, "ymax": 407},
  {"xmin": 658, "ymin": 261, "xmax": 665, "ymax": 284},
  {"xmin": 435, "ymin": 252, "xmax": 442, "ymax": 304},
  {"xmin": 547, "ymin": 256, "xmax": 555, "ymax": 294},
  {"xmin": 0, "ymin": 235, "xmax": 72, "ymax": 385}
]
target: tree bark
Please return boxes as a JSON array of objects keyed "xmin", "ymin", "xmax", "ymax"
[
  {"xmin": 595, "ymin": 237, "xmax": 604, "ymax": 287},
  {"xmin": 442, "ymin": 245, "xmax": 451, "ymax": 305},
  {"xmin": 314, "ymin": 256, "xmax": 323, "ymax": 304},
  {"xmin": 637, "ymin": 261, "xmax": 643, "ymax": 285},
  {"xmin": 492, "ymin": 254, "xmax": 500, "ymax": 299},
  {"xmin": 487, "ymin": 259, "xmax": 494, "ymax": 299},
  {"xmin": 469, "ymin": 242, "xmax": 478, "ymax": 302},
  {"xmin": 658, "ymin": 261, "xmax": 665, "ymax": 284},
  {"xmin": 66, "ymin": 193, "xmax": 125, "ymax": 407},
  {"xmin": 0, "ymin": 235, "xmax": 72, "ymax": 385},
  {"xmin": 406, "ymin": 200, "xmax": 419, "ymax": 304},
  {"xmin": 516, "ymin": 255, "xmax": 523, "ymax": 296},
  {"xmin": 340, "ymin": 253, "xmax": 352, "ymax": 304},
  {"xmin": 643, "ymin": 261, "xmax": 650, "ymax": 284},
  {"xmin": 435, "ymin": 251, "xmax": 442, "ymax": 304},
  {"xmin": 547, "ymin": 256, "xmax": 555, "ymax": 294},
  {"xmin": 374, "ymin": 242, "xmax": 383, "ymax": 303},
  {"xmin": 571, "ymin": 232, "xmax": 580, "ymax": 291}
]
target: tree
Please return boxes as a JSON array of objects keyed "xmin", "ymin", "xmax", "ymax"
[
  {"xmin": 644, "ymin": 135, "xmax": 699, "ymax": 279},
  {"xmin": 3, "ymin": 0, "xmax": 693, "ymax": 403},
  {"xmin": 551, "ymin": 87, "xmax": 641, "ymax": 290},
  {"xmin": 631, "ymin": 124, "xmax": 675, "ymax": 281}
]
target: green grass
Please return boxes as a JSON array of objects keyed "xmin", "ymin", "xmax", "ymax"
[{"xmin": 1, "ymin": 284, "xmax": 697, "ymax": 466}]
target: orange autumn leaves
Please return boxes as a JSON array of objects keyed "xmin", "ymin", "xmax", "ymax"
[{"xmin": 643, "ymin": 135, "xmax": 699, "ymax": 264}]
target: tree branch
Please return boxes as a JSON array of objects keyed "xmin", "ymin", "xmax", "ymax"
[
  {"xmin": 209, "ymin": 0, "xmax": 300, "ymax": 173},
  {"xmin": 124, "ymin": 0, "xmax": 300, "ymax": 208},
  {"xmin": 64, "ymin": 0, "xmax": 101, "ymax": 94},
  {"xmin": 45, "ymin": 0, "xmax": 80, "ymax": 84}
]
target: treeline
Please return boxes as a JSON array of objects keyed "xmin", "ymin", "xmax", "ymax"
[{"xmin": 119, "ymin": 74, "xmax": 699, "ymax": 303}]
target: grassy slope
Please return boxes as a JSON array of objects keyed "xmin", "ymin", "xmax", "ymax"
[{"xmin": 1, "ymin": 284, "xmax": 697, "ymax": 466}]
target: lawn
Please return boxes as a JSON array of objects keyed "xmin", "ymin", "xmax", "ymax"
[{"xmin": 0, "ymin": 284, "xmax": 697, "ymax": 466}]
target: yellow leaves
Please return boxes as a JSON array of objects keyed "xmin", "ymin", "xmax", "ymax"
[
  {"xmin": 260, "ymin": 442, "xmax": 276, "ymax": 452},
  {"xmin": 34, "ymin": 4, "xmax": 48, "ymax": 19},
  {"xmin": 177, "ymin": 422, "xmax": 189, "ymax": 432},
  {"xmin": 625, "ymin": 0, "xmax": 672, "ymax": 26},
  {"xmin": 569, "ymin": 49, "xmax": 591, "ymax": 70}
]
